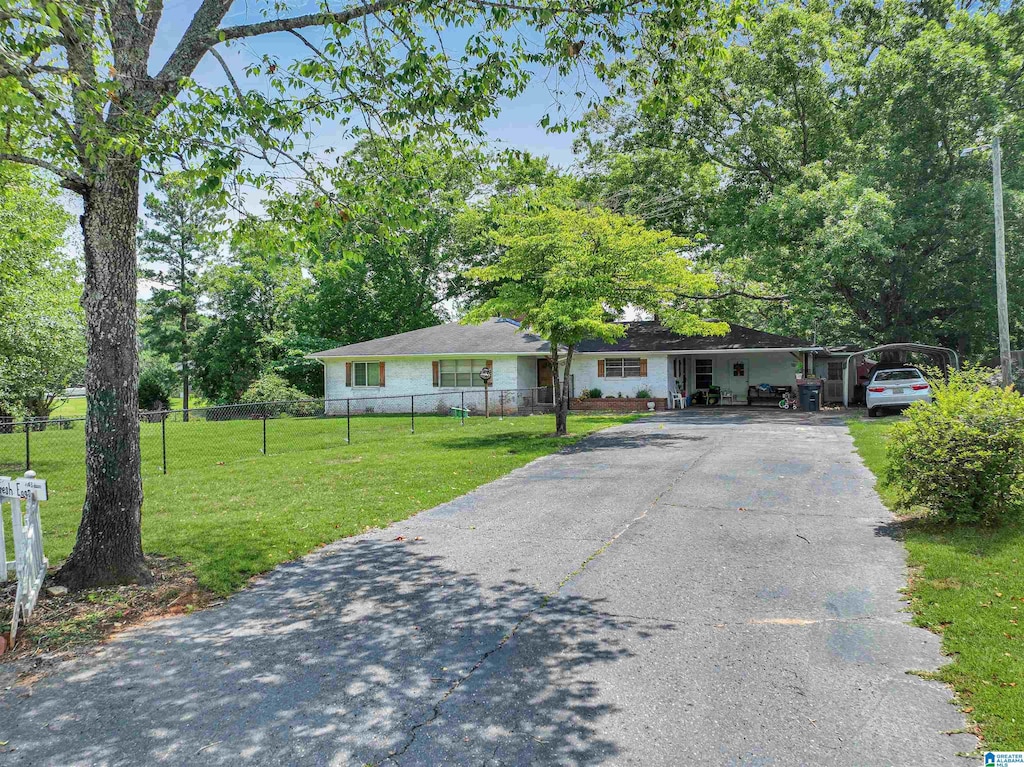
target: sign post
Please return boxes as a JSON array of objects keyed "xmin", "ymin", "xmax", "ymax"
[{"xmin": 479, "ymin": 366, "xmax": 492, "ymax": 418}]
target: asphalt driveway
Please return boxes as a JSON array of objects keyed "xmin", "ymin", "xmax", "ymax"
[{"xmin": 0, "ymin": 410, "xmax": 974, "ymax": 765}]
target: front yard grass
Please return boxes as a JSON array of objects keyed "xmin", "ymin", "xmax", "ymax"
[
  {"xmin": 3, "ymin": 413, "xmax": 634, "ymax": 596},
  {"xmin": 48, "ymin": 396, "xmax": 203, "ymax": 418},
  {"xmin": 849, "ymin": 418, "xmax": 1024, "ymax": 750}
]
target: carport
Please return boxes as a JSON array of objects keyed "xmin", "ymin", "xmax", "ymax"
[{"xmin": 836, "ymin": 343, "xmax": 961, "ymax": 407}]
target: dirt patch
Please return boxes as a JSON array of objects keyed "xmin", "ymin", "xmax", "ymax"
[{"xmin": 0, "ymin": 555, "xmax": 215, "ymax": 662}]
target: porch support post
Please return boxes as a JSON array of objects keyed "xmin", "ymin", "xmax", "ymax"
[{"xmin": 842, "ymin": 355, "xmax": 851, "ymax": 408}]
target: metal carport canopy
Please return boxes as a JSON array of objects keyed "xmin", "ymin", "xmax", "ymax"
[{"xmin": 838, "ymin": 342, "xmax": 961, "ymax": 407}]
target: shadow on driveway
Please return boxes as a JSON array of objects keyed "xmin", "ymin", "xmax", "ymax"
[{"xmin": 2, "ymin": 539, "xmax": 653, "ymax": 766}]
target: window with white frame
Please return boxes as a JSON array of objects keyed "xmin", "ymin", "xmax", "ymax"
[
  {"xmin": 353, "ymin": 361, "xmax": 381, "ymax": 387},
  {"xmin": 604, "ymin": 358, "xmax": 643, "ymax": 378},
  {"xmin": 438, "ymin": 359, "xmax": 489, "ymax": 388},
  {"xmin": 695, "ymin": 358, "xmax": 713, "ymax": 390}
]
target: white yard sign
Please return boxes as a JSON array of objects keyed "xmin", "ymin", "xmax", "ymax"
[{"xmin": 1, "ymin": 472, "xmax": 49, "ymax": 644}]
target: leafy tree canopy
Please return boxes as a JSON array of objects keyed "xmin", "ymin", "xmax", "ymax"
[
  {"xmin": 191, "ymin": 221, "xmax": 308, "ymax": 403},
  {"xmin": 464, "ymin": 188, "xmax": 724, "ymax": 433},
  {"xmin": 0, "ymin": 165, "xmax": 83, "ymax": 418},
  {"xmin": 580, "ymin": 0, "xmax": 1024, "ymax": 355},
  {"xmin": 139, "ymin": 172, "xmax": 227, "ymax": 412}
]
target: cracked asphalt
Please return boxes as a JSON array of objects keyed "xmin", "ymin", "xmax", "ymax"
[{"xmin": 0, "ymin": 410, "xmax": 975, "ymax": 765}]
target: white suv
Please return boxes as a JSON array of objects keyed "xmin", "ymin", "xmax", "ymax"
[{"xmin": 866, "ymin": 367, "xmax": 931, "ymax": 417}]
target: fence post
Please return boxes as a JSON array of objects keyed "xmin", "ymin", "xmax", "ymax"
[
  {"xmin": 24, "ymin": 422, "xmax": 30, "ymax": 472},
  {"xmin": 461, "ymin": 391, "xmax": 465, "ymax": 426},
  {"xmin": 262, "ymin": 411, "xmax": 267, "ymax": 455},
  {"xmin": 161, "ymin": 415, "xmax": 167, "ymax": 475},
  {"xmin": 411, "ymin": 395, "xmax": 415, "ymax": 434},
  {"xmin": 346, "ymin": 399, "xmax": 351, "ymax": 444},
  {"xmin": 500, "ymin": 390, "xmax": 504, "ymax": 420}
]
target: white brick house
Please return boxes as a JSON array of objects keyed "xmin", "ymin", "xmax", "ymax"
[{"xmin": 309, "ymin": 317, "xmax": 821, "ymax": 413}]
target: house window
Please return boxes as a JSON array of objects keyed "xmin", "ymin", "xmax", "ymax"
[
  {"xmin": 732, "ymin": 362, "xmax": 746, "ymax": 377},
  {"xmin": 438, "ymin": 359, "xmax": 489, "ymax": 388},
  {"xmin": 827, "ymin": 361, "xmax": 844, "ymax": 381},
  {"xmin": 353, "ymin": 361, "xmax": 380, "ymax": 387},
  {"xmin": 604, "ymin": 358, "xmax": 643, "ymax": 378},
  {"xmin": 695, "ymin": 359, "xmax": 713, "ymax": 389}
]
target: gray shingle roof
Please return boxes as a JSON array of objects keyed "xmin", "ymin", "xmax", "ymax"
[
  {"xmin": 575, "ymin": 321, "xmax": 812, "ymax": 352},
  {"xmin": 310, "ymin": 319, "xmax": 814, "ymax": 358},
  {"xmin": 309, "ymin": 318, "xmax": 551, "ymax": 357}
]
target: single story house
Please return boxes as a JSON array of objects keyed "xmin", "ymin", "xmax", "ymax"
[{"xmin": 309, "ymin": 318, "xmax": 824, "ymax": 413}]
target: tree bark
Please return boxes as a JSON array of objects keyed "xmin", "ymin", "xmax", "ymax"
[
  {"xmin": 56, "ymin": 155, "xmax": 150, "ymax": 590},
  {"xmin": 550, "ymin": 345, "xmax": 574, "ymax": 436}
]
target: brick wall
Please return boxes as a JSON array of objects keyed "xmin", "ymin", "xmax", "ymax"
[{"xmin": 570, "ymin": 397, "xmax": 667, "ymax": 412}]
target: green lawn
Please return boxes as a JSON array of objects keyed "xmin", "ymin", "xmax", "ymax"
[
  {"xmin": 49, "ymin": 396, "xmax": 203, "ymax": 418},
  {"xmin": 849, "ymin": 418, "xmax": 1024, "ymax": 750},
  {"xmin": 2, "ymin": 413, "xmax": 634, "ymax": 595}
]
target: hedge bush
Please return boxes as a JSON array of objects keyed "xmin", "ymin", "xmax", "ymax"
[
  {"xmin": 138, "ymin": 365, "xmax": 173, "ymax": 411},
  {"xmin": 240, "ymin": 372, "xmax": 309, "ymax": 404},
  {"xmin": 240, "ymin": 373, "xmax": 320, "ymax": 418},
  {"xmin": 885, "ymin": 368, "xmax": 1024, "ymax": 524}
]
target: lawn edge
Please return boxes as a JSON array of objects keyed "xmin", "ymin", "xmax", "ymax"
[{"xmin": 846, "ymin": 417, "xmax": 984, "ymax": 753}]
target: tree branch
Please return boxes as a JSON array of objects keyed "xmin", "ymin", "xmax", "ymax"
[
  {"xmin": 149, "ymin": 0, "xmax": 403, "ymax": 112},
  {"xmin": 150, "ymin": 0, "xmax": 234, "ymax": 96},
  {"xmin": 674, "ymin": 288, "xmax": 790, "ymax": 301},
  {"xmin": 217, "ymin": 0, "xmax": 403, "ymax": 42},
  {"xmin": 0, "ymin": 152, "xmax": 88, "ymax": 194},
  {"xmin": 140, "ymin": 0, "xmax": 165, "ymax": 54},
  {"xmin": 287, "ymin": 28, "xmax": 394, "ymax": 139},
  {"xmin": 207, "ymin": 47, "xmax": 331, "ymax": 196},
  {"xmin": 0, "ymin": 53, "xmax": 83, "ymax": 155}
]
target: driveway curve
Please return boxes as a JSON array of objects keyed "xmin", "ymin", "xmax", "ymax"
[{"xmin": 0, "ymin": 410, "xmax": 973, "ymax": 765}]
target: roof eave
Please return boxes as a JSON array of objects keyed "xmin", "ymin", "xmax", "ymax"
[
  {"xmin": 308, "ymin": 350, "xmax": 552, "ymax": 359},
  {"xmin": 576, "ymin": 346, "xmax": 823, "ymax": 354}
]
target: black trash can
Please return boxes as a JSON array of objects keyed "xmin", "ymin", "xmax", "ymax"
[{"xmin": 798, "ymin": 382, "xmax": 821, "ymax": 412}]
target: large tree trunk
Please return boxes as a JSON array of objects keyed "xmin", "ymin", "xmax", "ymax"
[
  {"xmin": 551, "ymin": 346, "xmax": 574, "ymax": 436},
  {"xmin": 56, "ymin": 156, "xmax": 149, "ymax": 589}
]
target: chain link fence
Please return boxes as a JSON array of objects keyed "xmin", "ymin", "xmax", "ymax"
[{"xmin": 0, "ymin": 387, "xmax": 556, "ymax": 480}]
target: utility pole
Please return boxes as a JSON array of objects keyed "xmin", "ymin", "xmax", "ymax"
[
  {"xmin": 963, "ymin": 136, "xmax": 1014, "ymax": 386},
  {"xmin": 992, "ymin": 136, "xmax": 1013, "ymax": 387}
]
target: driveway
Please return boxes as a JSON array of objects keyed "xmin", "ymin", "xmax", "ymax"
[{"xmin": 0, "ymin": 411, "xmax": 973, "ymax": 765}]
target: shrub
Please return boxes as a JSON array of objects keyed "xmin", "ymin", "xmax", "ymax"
[
  {"xmin": 240, "ymin": 372, "xmax": 310, "ymax": 405},
  {"xmin": 586, "ymin": 387, "xmax": 602, "ymax": 398},
  {"xmin": 138, "ymin": 364, "xmax": 173, "ymax": 411},
  {"xmin": 635, "ymin": 388, "xmax": 652, "ymax": 399},
  {"xmin": 240, "ymin": 373, "xmax": 320, "ymax": 417},
  {"xmin": 885, "ymin": 367, "xmax": 1024, "ymax": 524}
]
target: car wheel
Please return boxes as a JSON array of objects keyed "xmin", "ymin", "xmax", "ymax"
[{"xmin": 868, "ymin": 407, "xmax": 878, "ymax": 418}]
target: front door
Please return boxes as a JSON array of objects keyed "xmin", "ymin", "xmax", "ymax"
[
  {"xmin": 537, "ymin": 358, "xmax": 554, "ymax": 404},
  {"xmin": 729, "ymin": 358, "xmax": 749, "ymax": 402}
]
